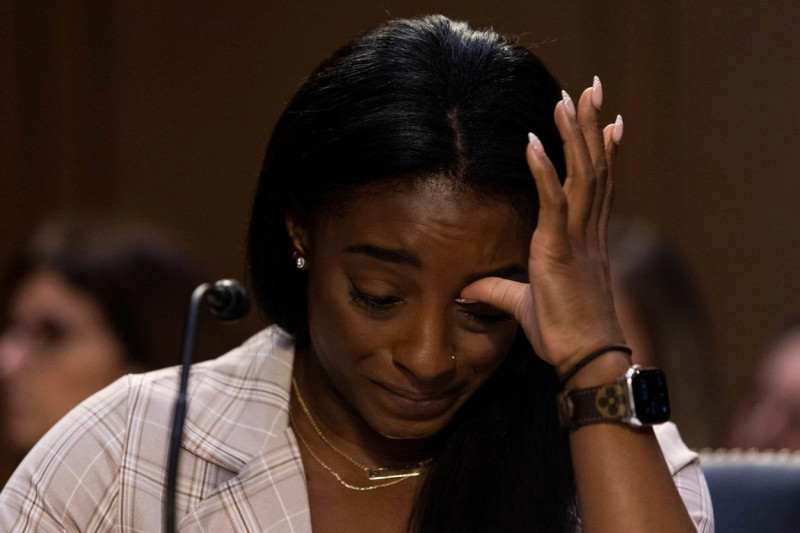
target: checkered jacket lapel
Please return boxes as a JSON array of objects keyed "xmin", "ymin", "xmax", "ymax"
[{"xmin": 175, "ymin": 327, "xmax": 312, "ymax": 531}]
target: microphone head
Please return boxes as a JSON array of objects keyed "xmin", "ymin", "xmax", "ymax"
[{"xmin": 206, "ymin": 279, "xmax": 250, "ymax": 322}]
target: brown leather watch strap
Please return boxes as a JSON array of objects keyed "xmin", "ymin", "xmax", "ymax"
[{"xmin": 557, "ymin": 381, "xmax": 629, "ymax": 429}]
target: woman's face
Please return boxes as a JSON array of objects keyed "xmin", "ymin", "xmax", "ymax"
[
  {"xmin": 0, "ymin": 269, "xmax": 130, "ymax": 452},
  {"xmin": 293, "ymin": 180, "xmax": 531, "ymax": 441},
  {"xmin": 736, "ymin": 330, "xmax": 800, "ymax": 449}
]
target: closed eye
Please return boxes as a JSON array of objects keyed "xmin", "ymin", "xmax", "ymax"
[
  {"xmin": 456, "ymin": 303, "xmax": 514, "ymax": 327},
  {"xmin": 348, "ymin": 284, "xmax": 402, "ymax": 313}
]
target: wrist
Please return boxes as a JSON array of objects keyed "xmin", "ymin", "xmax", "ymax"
[{"xmin": 560, "ymin": 348, "xmax": 633, "ymax": 389}]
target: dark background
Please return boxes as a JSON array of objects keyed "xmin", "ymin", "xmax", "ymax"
[{"xmin": 3, "ymin": 1, "xmax": 800, "ymax": 447}]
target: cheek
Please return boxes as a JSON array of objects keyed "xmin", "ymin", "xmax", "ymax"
[
  {"xmin": 42, "ymin": 335, "xmax": 128, "ymax": 403},
  {"xmin": 306, "ymin": 271, "xmax": 383, "ymax": 372},
  {"xmin": 81, "ymin": 342, "xmax": 130, "ymax": 387},
  {"xmin": 7, "ymin": 338, "xmax": 127, "ymax": 444},
  {"xmin": 456, "ymin": 324, "xmax": 519, "ymax": 382}
]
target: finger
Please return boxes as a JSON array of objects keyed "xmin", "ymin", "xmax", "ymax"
[
  {"xmin": 600, "ymin": 118, "xmax": 621, "ymax": 225},
  {"xmin": 459, "ymin": 276, "xmax": 530, "ymax": 323},
  {"xmin": 578, "ymin": 79, "xmax": 608, "ymax": 178},
  {"xmin": 527, "ymin": 133, "xmax": 568, "ymax": 249},
  {"xmin": 598, "ymin": 119, "xmax": 621, "ymax": 261},
  {"xmin": 578, "ymin": 77, "xmax": 610, "ymax": 235},
  {"xmin": 555, "ymin": 90, "xmax": 596, "ymax": 238}
]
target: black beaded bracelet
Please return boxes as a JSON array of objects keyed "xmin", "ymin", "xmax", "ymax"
[{"xmin": 559, "ymin": 345, "xmax": 633, "ymax": 386}]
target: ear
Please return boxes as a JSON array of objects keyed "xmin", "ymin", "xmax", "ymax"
[{"xmin": 285, "ymin": 203, "xmax": 310, "ymax": 256}]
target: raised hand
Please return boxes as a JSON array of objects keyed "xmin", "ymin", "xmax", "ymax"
[{"xmin": 460, "ymin": 77, "xmax": 627, "ymax": 380}]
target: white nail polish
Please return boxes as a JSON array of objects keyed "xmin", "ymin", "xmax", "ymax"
[
  {"xmin": 455, "ymin": 298, "xmax": 478, "ymax": 305},
  {"xmin": 561, "ymin": 90, "xmax": 576, "ymax": 118},
  {"xmin": 612, "ymin": 114, "xmax": 623, "ymax": 144},
  {"xmin": 528, "ymin": 132, "xmax": 545, "ymax": 155},
  {"xmin": 592, "ymin": 76, "xmax": 603, "ymax": 110}
]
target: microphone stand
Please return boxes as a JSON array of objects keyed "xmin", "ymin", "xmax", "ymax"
[{"xmin": 164, "ymin": 280, "xmax": 249, "ymax": 533}]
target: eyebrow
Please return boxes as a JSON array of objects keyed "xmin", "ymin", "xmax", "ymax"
[
  {"xmin": 344, "ymin": 244, "xmax": 527, "ymax": 283},
  {"xmin": 344, "ymin": 244, "xmax": 422, "ymax": 268}
]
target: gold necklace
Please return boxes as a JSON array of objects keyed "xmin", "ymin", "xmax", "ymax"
[
  {"xmin": 291, "ymin": 410, "xmax": 409, "ymax": 491},
  {"xmin": 291, "ymin": 379, "xmax": 433, "ymax": 482}
]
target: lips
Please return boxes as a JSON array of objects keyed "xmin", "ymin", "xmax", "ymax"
[{"xmin": 370, "ymin": 379, "xmax": 462, "ymax": 417}]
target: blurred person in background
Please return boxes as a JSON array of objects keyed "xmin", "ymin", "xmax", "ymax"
[
  {"xmin": 729, "ymin": 310, "xmax": 800, "ymax": 449},
  {"xmin": 0, "ymin": 217, "xmax": 240, "ymax": 481},
  {"xmin": 609, "ymin": 222, "xmax": 722, "ymax": 449}
]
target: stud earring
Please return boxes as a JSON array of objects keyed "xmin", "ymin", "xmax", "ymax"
[
  {"xmin": 292, "ymin": 251, "xmax": 306, "ymax": 270},
  {"xmin": 450, "ymin": 354, "xmax": 456, "ymax": 361}
]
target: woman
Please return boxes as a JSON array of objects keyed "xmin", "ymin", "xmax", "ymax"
[
  {"xmin": 608, "ymin": 222, "xmax": 722, "ymax": 448},
  {"xmin": 0, "ymin": 16, "xmax": 711, "ymax": 532},
  {"xmin": 0, "ymin": 218, "xmax": 219, "ymax": 467},
  {"xmin": 729, "ymin": 309, "xmax": 800, "ymax": 449}
]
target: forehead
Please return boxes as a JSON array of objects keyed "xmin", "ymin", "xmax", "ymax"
[
  {"xmin": 11, "ymin": 270, "xmax": 100, "ymax": 321},
  {"xmin": 312, "ymin": 180, "xmax": 530, "ymax": 268}
]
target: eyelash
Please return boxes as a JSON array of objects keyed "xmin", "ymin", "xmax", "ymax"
[
  {"xmin": 460, "ymin": 309, "xmax": 514, "ymax": 326},
  {"xmin": 348, "ymin": 284, "xmax": 513, "ymax": 325},
  {"xmin": 348, "ymin": 285, "xmax": 402, "ymax": 312}
]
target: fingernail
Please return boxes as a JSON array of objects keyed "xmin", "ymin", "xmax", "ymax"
[
  {"xmin": 455, "ymin": 298, "xmax": 478, "ymax": 305},
  {"xmin": 528, "ymin": 132, "xmax": 545, "ymax": 155},
  {"xmin": 592, "ymin": 76, "xmax": 603, "ymax": 110},
  {"xmin": 612, "ymin": 114, "xmax": 623, "ymax": 144},
  {"xmin": 561, "ymin": 90, "xmax": 576, "ymax": 118}
]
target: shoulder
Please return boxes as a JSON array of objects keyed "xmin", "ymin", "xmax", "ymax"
[
  {"xmin": 654, "ymin": 422, "xmax": 714, "ymax": 533},
  {"xmin": 175, "ymin": 326, "xmax": 297, "ymax": 470},
  {"xmin": 653, "ymin": 422, "xmax": 699, "ymax": 474},
  {"xmin": 0, "ymin": 326, "xmax": 295, "ymax": 531},
  {"xmin": 0, "ymin": 375, "xmax": 134, "ymax": 531},
  {"xmin": 118, "ymin": 324, "xmax": 296, "ymax": 442}
]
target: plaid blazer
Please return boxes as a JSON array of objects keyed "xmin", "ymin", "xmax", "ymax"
[
  {"xmin": 0, "ymin": 326, "xmax": 712, "ymax": 532},
  {"xmin": 0, "ymin": 327, "xmax": 312, "ymax": 532}
]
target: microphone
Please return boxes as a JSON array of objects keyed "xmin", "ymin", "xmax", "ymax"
[
  {"xmin": 206, "ymin": 279, "xmax": 250, "ymax": 322},
  {"xmin": 164, "ymin": 279, "xmax": 250, "ymax": 533}
]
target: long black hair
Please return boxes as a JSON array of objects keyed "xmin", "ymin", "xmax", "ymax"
[
  {"xmin": 248, "ymin": 15, "xmax": 575, "ymax": 532},
  {"xmin": 3, "ymin": 217, "xmax": 218, "ymax": 370}
]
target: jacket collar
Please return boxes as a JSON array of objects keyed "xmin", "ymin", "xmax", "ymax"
[{"xmin": 177, "ymin": 326, "xmax": 313, "ymax": 531}]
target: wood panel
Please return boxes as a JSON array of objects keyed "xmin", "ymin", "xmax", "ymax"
[{"xmin": 4, "ymin": 1, "xmax": 800, "ymax": 448}]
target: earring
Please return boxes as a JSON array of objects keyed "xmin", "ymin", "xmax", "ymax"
[
  {"xmin": 292, "ymin": 251, "xmax": 306, "ymax": 270},
  {"xmin": 450, "ymin": 354, "xmax": 456, "ymax": 361}
]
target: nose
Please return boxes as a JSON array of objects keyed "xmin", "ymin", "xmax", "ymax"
[
  {"xmin": 391, "ymin": 306, "xmax": 456, "ymax": 385},
  {"xmin": 0, "ymin": 335, "xmax": 29, "ymax": 379}
]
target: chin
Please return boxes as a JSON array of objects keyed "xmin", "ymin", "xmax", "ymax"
[{"xmin": 374, "ymin": 417, "xmax": 450, "ymax": 441}]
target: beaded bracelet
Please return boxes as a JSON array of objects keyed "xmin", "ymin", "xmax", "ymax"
[{"xmin": 559, "ymin": 345, "xmax": 633, "ymax": 386}]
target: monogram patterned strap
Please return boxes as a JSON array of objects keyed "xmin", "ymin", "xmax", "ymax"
[{"xmin": 557, "ymin": 382, "xmax": 629, "ymax": 428}]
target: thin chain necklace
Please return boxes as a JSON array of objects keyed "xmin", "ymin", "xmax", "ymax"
[
  {"xmin": 291, "ymin": 379, "xmax": 433, "ymax": 486},
  {"xmin": 291, "ymin": 411, "xmax": 409, "ymax": 491}
]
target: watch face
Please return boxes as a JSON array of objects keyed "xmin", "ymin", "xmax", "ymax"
[{"xmin": 630, "ymin": 368, "xmax": 670, "ymax": 424}]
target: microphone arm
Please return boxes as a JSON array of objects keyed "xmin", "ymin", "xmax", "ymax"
[{"xmin": 164, "ymin": 279, "xmax": 250, "ymax": 533}]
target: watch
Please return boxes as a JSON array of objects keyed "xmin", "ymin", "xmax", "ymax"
[{"xmin": 556, "ymin": 365, "xmax": 670, "ymax": 429}]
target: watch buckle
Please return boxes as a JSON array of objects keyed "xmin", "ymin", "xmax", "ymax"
[{"xmin": 556, "ymin": 390, "xmax": 575, "ymax": 428}]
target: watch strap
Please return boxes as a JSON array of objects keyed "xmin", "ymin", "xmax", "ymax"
[{"xmin": 557, "ymin": 380, "xmax": 629, "ymax": 429}]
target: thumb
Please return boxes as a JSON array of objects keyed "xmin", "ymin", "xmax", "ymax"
[{"xmin": 459, "ymin": 277, "xmax": 530, "ymax": 321}]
